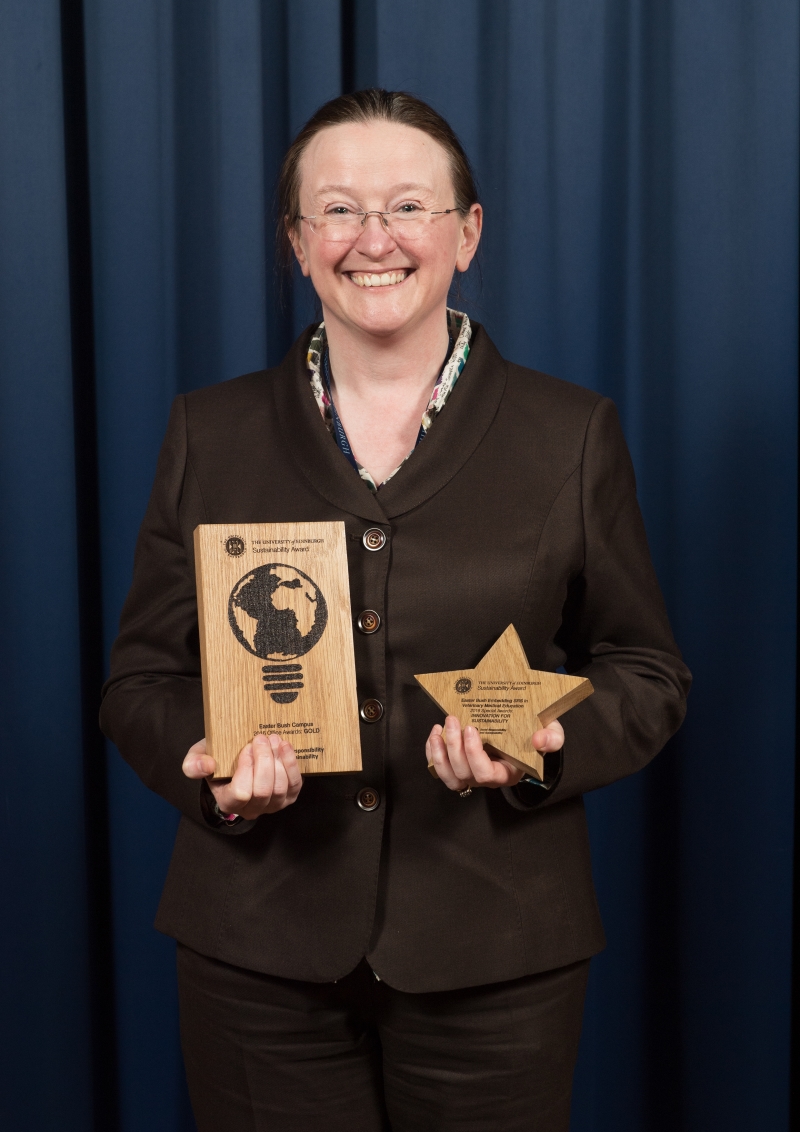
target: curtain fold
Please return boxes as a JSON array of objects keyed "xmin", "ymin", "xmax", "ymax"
[
  {"xmin": 1, "ymin": 2, "xmax": 796, "ymax": 1129},
  {"xmin": 0, "ymin": 2, "xmax": 94, "ymax": 1129}
]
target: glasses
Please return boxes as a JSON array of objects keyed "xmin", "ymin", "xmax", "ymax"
[{"xmin": 298, "ymin": 205, "xmax": 461, "ymax": 243}]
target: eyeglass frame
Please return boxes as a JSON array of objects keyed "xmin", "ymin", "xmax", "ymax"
[{"xmin": 296, "ymin": 207, "xmax": 463, "ymax": 234}]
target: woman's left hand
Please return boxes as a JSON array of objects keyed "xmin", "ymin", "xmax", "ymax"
[{"xmin": 426, "ymin": 715, "xmax": 564, "ymax": 792}]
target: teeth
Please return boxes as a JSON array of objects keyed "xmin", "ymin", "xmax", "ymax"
[{"xmin": 351, "ymin": 271, "xmax": 407, "ymax": 288}]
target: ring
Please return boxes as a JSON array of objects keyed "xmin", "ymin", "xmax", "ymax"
[{"xmin": 458, "ymin": 786, "xmax": 473, "ymax": 798}]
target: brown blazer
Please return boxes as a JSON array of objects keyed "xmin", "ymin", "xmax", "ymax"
[{"xmin": 100, "ymin": 323, "xmax": 690, "ymax": 993}]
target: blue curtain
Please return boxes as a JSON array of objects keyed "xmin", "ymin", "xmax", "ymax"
[{"xmin": 1, "ymin": 2, "xmax": 796, "ymax": 1129}]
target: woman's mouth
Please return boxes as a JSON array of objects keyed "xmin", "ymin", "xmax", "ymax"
[{"xmin": 347, "ymin": 270, "xmax": 411, "ymax": 288}]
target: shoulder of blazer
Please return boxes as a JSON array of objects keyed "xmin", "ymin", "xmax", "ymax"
[
  {"xmin": 181, "ymin": 325, "xmax": 315, "ymax": 422},
  {"xmin": 503, "ymin": 358, "xmax": 606, "ymax": 420},
  {"xmin": 484, "ymin": 357, "xmax": 611, "ymax": 482}
]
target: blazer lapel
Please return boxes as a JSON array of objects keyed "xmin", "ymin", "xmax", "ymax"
[
  {"xmin": 271, "ymin": 327, "xmax": 387, "ymax": 523},
  {"xmin": 377, "ymin": 324, "xmax": 507, "ymax": 519}
]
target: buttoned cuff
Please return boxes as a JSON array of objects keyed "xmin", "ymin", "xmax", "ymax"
[{"xmin": 200, "ymin": 781, "xmax": 257, "ymax": 835}]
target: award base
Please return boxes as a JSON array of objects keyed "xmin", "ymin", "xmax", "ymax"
[
  {"xmin": 194, "ymin": 521, "xmax": 362, "ymax": 778},
  {"xmin": 415, "ymin": 625, "xmax": 593, "ymax": 781}
]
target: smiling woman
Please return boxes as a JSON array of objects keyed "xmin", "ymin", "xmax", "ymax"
[
  {"xmin": 282, "ymin": 95, "xmax": 483, "ymax": 487},
  {"xmin": 100, "ymin": 89, "xmax": 690, "ymax": 1132}
]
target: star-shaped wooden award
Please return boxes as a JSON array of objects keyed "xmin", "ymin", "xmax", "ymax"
[{"xmin": 415, "ymin": 625, "xmax": 593, "ymax": 781}]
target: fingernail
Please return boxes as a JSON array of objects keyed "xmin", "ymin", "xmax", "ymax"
[
  {"xmin": 269, "ymin": 733, "xmax": 281, "ymax": 751},
  {"xmin": 465, "ymin": 725, "xmax": 476, "ymax": 737}
]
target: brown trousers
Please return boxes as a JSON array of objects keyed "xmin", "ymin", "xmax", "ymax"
[{"xmin": 178, "ymin": 944, "xmax": 589, "ymax": 1132}]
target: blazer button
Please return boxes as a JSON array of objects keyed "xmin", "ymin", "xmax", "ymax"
[
  {"xmin": 356, "ymin": 787, "xmax": 381, "ymax": 812},
  {"xmin": 362, "ymin": 528, "xmax": 387, "ymax": 551},
  {"xmin": 360, "ymin": 698, "xmax": 384, "ymax": 723},
  {"xmin": 357, "ymin": 610, "xmax": 381, "ymax": 634}
]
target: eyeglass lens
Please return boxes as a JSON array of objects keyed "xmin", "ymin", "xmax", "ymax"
[{"xmin": 307, "ymin": 210, "xmax": 453, "ymax": 242}]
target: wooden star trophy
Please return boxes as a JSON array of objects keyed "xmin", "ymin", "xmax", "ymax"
[{"xmin": 415, "ymin": 625, "xmax": 593, "ymax": 781}]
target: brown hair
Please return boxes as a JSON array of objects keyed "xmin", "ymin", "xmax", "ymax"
[{"xmin": 277, "ymin": 89, "xmax": 480, "ymax": 267}]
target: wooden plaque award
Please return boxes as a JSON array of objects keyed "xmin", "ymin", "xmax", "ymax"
[
  {"xmin": 415, "ymin": 625, "xmax": 593, "ymax": 781},
  {"xmin": 194, "ymin": 522, "xmax": 362, "ymax": 778}
]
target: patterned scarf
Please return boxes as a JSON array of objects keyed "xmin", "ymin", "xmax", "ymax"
[{"xmin": 306, "ymin": 309, "xmax": 472, "ymax": 492}]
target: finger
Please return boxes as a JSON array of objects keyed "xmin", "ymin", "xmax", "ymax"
[
  {"xmin": 460, "ymin": 725, "xmax": 516, "ymax": 787},
  {"xmin": 182, "ymin": 750, "xmax": 216, "ymax": 779},
  {"xmin": 428, "ymin": 725, "xmax": 467, "ymax": 791},
  {"xmin": 249, "ymin": 733, "xmax": 276, "ymax": 804},
  {"xmin": 442, "ymin": 716, "xmax": 472, "ymax": 783},
  {"xmin": 217, "ymin": 743, "xmax": 254, "ymax": 814},
  {"xmin": 531, "ymin": 719, "xmax": 565, "ymax": 753},
  {"xmin": 278, "ymin": 739, "xmax": 303, "ymax": 802},
  {"xmin": 463, "ymin": 728, "xmax": 525, "ymax": 788},
  {"xmin": 266, "ymin": 734, "xmax": 288, "ymax": 804},
  {"xmin": 265, "ymin": 754, "xmax": 290, "ymax": 813},
  {"xmin": 258, "ymin": 735, "xmax": 300, "ymax": 814},
  {"xmin": 497, "ymin": 765, "xmax": 527, "ymax": 786},
  {"xmin": 425, "ymin": 727, "xmax": 441, "ymax": 777}
]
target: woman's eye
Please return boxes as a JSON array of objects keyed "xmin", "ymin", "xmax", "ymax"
[
  {"xmin": 395, "ymin": 203, "xmax": 421, "ymax": 214},
  {"xmin": 326, "ymin": 206, "xmax": 355, "ymax": 216}
]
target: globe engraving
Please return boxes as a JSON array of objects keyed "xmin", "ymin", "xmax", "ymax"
[{"xmin": 228, "ymin": 563, "xmax": 328, "ymax": 659}]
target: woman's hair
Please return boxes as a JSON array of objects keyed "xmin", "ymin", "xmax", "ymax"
[{"xmin": 277, "ymin": 89, "xmax": 480, "ymax": 267}]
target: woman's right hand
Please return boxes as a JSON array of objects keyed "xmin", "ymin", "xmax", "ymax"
[{"xmin": 182, "ymin": 733, "xmax": 303, "ymax": 820}]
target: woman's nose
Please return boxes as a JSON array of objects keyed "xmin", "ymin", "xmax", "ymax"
[{"xmin": 354, "ymin": 212, "xmax": 398, "ymax": 255}]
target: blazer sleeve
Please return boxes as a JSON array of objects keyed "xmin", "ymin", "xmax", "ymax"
[
  {"xmin": 509, "ymin": 396, "xmax": 691, "ymax": 809},
  {"xmin": 99, "ymin": 396, "xmax": 252, "ymax": 833}
]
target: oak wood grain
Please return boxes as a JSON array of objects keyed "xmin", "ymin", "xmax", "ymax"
[
  {"xmin": 416, "ymin": 625, "xmax": 593, "ymax": 781},
  {"xmin": 194, "ymin": 522, "xmax": 362, "ymax": 777}
]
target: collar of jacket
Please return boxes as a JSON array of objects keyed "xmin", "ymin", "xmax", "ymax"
[{"xmin": 271, "ymin": 320, "xmax": 508, "ymax": 523}]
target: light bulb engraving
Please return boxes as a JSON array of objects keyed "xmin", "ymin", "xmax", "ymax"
[{"xmin": 228, "ymin": 564, "xmax": 328, "ymax": 703}]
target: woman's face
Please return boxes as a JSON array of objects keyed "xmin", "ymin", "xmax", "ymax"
[{"xmin": 290, "ymin": 120, "xmax": 482, "ymax": 339}]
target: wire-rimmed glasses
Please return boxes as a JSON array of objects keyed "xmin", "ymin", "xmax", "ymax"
[{"xmin": 297, "ymin": 204, "xmax": 461, "ymax": 243}]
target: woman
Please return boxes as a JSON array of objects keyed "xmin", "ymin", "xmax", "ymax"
[{"xmin": 101, "ymin": 90, "xmax": 690, "ymax": 1131}]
